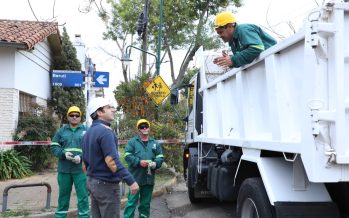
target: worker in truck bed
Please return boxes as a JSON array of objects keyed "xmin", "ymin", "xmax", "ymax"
[{"xmin": 213, "ymin": 11, "xmax": 277, "ymax": 68}]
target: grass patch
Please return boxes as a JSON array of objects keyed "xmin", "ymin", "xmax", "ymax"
[{"xmin": 0, "ymin": 210, "xmax": 30, "ymax": 218}]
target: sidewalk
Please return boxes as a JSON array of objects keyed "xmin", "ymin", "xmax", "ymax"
[{"xmin": 0, "ymin": 169, "xmax": 178, "ymax": 218}]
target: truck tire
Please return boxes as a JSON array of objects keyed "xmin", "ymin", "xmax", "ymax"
[
  {"xmin": 237, "ymin": 178, "xmax": 274, "ymax": 218},
  {"xmin": 187, "ymin": 155, "xmax": 201, "ymax": 203}
]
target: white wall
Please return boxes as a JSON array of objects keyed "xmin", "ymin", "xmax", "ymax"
[
  {"xmin": 0, "ymin": 39, "xmax": 54, "ymax": 141},
  {"xmin": 0, "ymin": 48, "xmax": 15, "ymax": 87},
  {"xmin": 14, "ymin": 40, "xmax": 52, "ymax": 99}
]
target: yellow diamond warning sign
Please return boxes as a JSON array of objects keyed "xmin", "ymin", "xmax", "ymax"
[{"xmin": 145, "ymin": 75, "xmax": 170, "ymax": 105}]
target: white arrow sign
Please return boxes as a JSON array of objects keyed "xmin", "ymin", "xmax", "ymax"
[
  {"xmin": 93, "ymin": 71, "xmax": 109, "ymax": 87},
  {"xmin": 96, "ymin": 75, "xmax": 107, "ymax": 85}
]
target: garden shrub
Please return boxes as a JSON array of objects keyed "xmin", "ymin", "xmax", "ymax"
[
  {"xmin": 14, "ymin": 105, "xmax": 59, "ymax": 171},
  {"xmin": 0, "ymin": 150, "xmax": 32, "ymax": 180}
]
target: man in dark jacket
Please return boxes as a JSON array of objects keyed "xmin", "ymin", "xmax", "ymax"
[
  {"xmin": 82, "ymin": 97, "xmax": 139, "ymax": 218},
  {"xmin": 213, "ymin": 11, "xmax": 277, "ymax": 68},
  {"xmin": 123, "ymin": 119, "xmax": 164, "ymax": 218},
  {"xmin": 51, "ymin": 106, "xmax": 89, "ymax": 218}
]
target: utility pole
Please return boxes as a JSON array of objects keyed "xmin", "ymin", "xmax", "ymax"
[
  {"xmin": 140, "ymin": 0, "xmax": 149, "ymax": 75},
  {"xmin": 85, "ymin": 57, "xmax": 94, "ymax": 127},
  {"xmin": 156, "ymin": 0, "xmax": 164, "ymax": 76}
]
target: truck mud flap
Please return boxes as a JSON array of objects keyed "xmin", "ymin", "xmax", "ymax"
[{"xmin": 274, "ymin": 202, "xmax": 340, "ymax": 218}]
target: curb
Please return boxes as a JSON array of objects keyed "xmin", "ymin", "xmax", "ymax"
[{"xmin": 27, "ymin": 173, "xmax": 178, "ymax": 218}]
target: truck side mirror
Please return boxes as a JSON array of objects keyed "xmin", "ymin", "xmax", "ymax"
[{"xmin": 170, "ymin": 89, "xmax": 179, "ymax": 105}]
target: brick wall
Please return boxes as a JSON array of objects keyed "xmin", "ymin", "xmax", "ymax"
[{"xmin": 0, "ymin": 88, "xmax": 19, "ymax": 141}]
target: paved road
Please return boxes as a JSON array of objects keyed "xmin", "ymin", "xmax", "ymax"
[
  {"xmin": 0, "ymin": 171, "xmax": 235, "ymax": 218},
  {"xmin": 130, "ymin": 177, "xmax": 236, "ymax": 218}
]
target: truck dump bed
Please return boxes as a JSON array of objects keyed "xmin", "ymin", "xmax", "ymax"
[{"xmin": 196, "ymin": 2, "xmax": 349, "ymax": 183}]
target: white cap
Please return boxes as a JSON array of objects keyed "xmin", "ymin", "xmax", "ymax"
[{"xmin": 87, "ymin": 97, "xmax": 111, "ymax": 116}]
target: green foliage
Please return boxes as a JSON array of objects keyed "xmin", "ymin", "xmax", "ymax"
[
  {"xmin": 52, "ymin": 27, "xmax": 81, "ymax": 71},
  {"xmin": 114, "ymin": 73, "xmax": 157, "ymax": 124},
  {"xmin": 103, "ymin": 0, "xmax": 242, "ymax": 84},
  {"xmin": 50, "ymin": 87, "xmax": 86, "ymax": 124},
  {"xmin": 114, "ymin": 73, "xmax": 188, "ymax": 172},
  {"xmin": 104, "ymin": 0, "xmax": 143, "ymax": 40},
  {"xmin": 14, "ymin": 106, "xmax": 59, "ymax": 171},
  {"xmin": 0, "ymin": 150, "xmax": 32, "ymax": 181},
  {"xmin": 0, "ymin": 210, "xmax": 30, "ymax": 217},
  {"xmin": 118, "ymin": 144, "xmax": 128, "ymax": 167},
  {"xmin": 50, "ymin": 27, "xmax": 85, "ymax": 124}
]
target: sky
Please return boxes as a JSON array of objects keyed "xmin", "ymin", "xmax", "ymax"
[{"xmin": 0, "ymin": 0, "xmax": 328, "ymax": 100}]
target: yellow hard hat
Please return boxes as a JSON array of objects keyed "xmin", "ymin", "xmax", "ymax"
[
  {"xmin": 136, "ymin": 119, "xmax": 150, "ymax": 128},
  {"xmin": 215, "ymin": 11, "xmax": 236, "ymax": 28},
  {"xmin": 67, "ymin": 106, "xmax": 81, "ymax": 117}
]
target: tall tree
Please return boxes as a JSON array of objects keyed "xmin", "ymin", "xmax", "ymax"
[
  {"xmin": 102, "ymin": 0, "xmax": 143, "ymax": 83},
  {"xmin": 102, "ymin": 0, "xmax": 241, "ymax": 85},
  {"xmin": 50, "ymin": 27, "xmax": 86, "ymax": 124}
]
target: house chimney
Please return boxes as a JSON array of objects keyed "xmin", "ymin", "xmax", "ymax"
[{"xmin": 74, "ymin": 34, "xmax": 83, "ymax": 45}]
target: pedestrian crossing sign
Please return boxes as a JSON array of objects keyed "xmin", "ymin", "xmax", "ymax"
[{"xmin": 145, "ymin": 75, "xmax": 171, "ymax": 105}]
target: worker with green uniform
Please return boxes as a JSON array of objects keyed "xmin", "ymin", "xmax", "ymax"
[
  {"xmin": 123, "ymin": 119, "xmax": 164, "ymax": 218},
  {"xmin": 213, "ymin": 11, "xmax": 277, "ymax": 68},
  {"xmin": 51, "ymin": 106, "xmax": 89, "ymax": 218}
]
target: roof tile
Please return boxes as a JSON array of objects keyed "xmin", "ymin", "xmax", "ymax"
[{"xmin": 0, "ymin": 19, "xmax": 59, "ymax": 50}]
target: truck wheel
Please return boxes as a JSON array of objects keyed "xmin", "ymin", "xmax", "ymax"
[
  {"xmin": 187, "ymin": 155, "xmax": 200, "ymax": 203},
  {"xmin": 237, "ymin": 178, "xmax": 274, "ymax": 218}
]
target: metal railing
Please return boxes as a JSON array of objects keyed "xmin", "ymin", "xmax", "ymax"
[{"xmin": 2, "ymin": 182, "xmax": 51, "ymax": 212}]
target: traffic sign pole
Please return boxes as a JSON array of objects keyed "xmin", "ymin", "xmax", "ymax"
[{"xmin": 85, "ymin": 58, "xmax": 94, "ymax": 127}]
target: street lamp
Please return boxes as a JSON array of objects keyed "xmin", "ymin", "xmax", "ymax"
[{"xmin": 121, "ymin": 45, "xmax": 159, "ymax": 75}]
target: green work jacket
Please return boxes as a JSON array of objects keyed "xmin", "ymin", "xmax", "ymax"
[
  {"xmin": 229, "ymin": 24, "xmax": 277, "ymax": 68},
  {"xmin": 124, "ymin": 136, "xmax": 164, "ymax": 186},
  {"xmin": 51, "ymin": 124, "xmax": 87, "ymax": 174}
]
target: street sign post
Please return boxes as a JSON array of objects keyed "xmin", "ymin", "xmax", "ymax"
[
  {"xmin": 145, "ymin": 75, "xmax": 170, "ymax": 105},
  {"xmin": 93, "ymin": 71, "xmax": 109, "ymax": 87},
  {"xmin": 51, "ymin": 71, "xmax": 83, "ymax": 87}
]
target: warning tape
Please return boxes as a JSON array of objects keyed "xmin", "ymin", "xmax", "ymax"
[
  {"xmin": 0, "ymin": 141, "xmax": 51, "ymax": 146},
  {"xmin": 0, "ymin": 139, "xmax": 184, "ymax": 147}
]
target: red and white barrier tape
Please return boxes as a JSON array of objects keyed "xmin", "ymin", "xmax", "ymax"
[
  {"xmin": 0, "ymin": 139, "xmax": 184, "ymax": 147},
  {"xmin": 0, "ymin": 141, "xmax": 51, "ymax": 146}
]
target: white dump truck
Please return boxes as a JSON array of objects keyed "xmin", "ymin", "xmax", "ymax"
[{"xmin": 171, "ymin": 1, "xmax": 349, "ymax": 217}]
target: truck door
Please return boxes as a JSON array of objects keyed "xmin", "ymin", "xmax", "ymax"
[{"xmin": 186, "ymin": 73, "xmax": 203, "ymax": 142}]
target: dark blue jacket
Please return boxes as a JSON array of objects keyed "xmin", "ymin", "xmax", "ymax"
[{"xmin": 81, "ymin": 119, "xmax": 135, "ymax": 185}]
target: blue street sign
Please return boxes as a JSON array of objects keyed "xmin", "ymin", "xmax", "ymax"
[
  {"xmin": 93, "ymin": 71, "xmax": 109, "ymax": 87},
  {"xmin": 51, "ymin": 71, "xmax": 83, "ymax": 87}
]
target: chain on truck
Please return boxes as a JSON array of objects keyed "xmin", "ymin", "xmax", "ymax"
[{"xmin": 171, "ymin": 2, "xmax": 349, "ymax": 217}]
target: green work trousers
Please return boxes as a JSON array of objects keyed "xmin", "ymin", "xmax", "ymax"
[
  {"xmin": 123, "ymin": 184, "xmax": 154, "ymax": 218},
  {"xmin": 55, "ymin": 172, "xmax": 89, "ymax": 218}
]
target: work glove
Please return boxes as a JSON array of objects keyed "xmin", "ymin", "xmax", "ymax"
[
  {"xmin": 65, "ymin": 152, "xmax": 74, "ymax": 160},
  {"xmin": 147, "ymin": 161, "xmax": 157, "ymax": 175},
  {"xmin": 72, "ymin": 155, "xmax": 81, "ymax": 164},
  {"xmin": 149, "ymin": 161, "xmax": 156, "ymax": 169}
]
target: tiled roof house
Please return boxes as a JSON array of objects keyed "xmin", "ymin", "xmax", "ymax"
[{"xmin": 0, "ymin": 19, "xmax": 62, "ymax": 141}]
